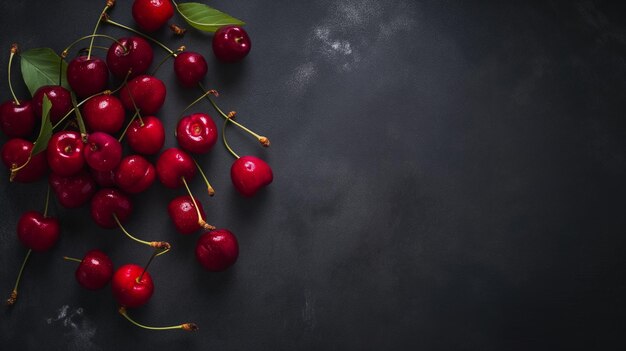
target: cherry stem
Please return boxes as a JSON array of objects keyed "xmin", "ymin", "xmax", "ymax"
[
  {"xmin": 43, "ymin": 185, "xmax": 51, "ymax": 218},
  {"xmin": 87, "ymin": 4, "xmax": 112, "ymax": 60},
  {"xmin": 192, "ymin": 158, "xmax": 215, "ymax": 196},
  {"xmin": 138, "ymin": 249, "xmax": 158, "ymax": 282},
  {"xmin": 151, "ymin": 46, "xmax": 185, "ymax": 76},
  {"xmin": 10, "ymin": 155, "xmax": 32, "ymax": 181},
  {"xmin": 7, "ymin": 249, "xmax": 32, "ymax": 306},
  {"xmin": 103, "ymin": 17, "xmax": 176, "ymax": 56},
  {"xmin": 8, "ymin": 44, "xmax": 19, "ymax": 105},
  {"xmin": 222, "ymin": 118, "xmax": 240, "ymax": 159},
  {"xmin": 62, "ymin": 34, "xmax": 125, "ymax": 59},
  {"xmin": 198, "ymin": 83, "xmax": 270, "ymax": 147},
  {"xmin": 122, "ymin": 80, "xmax": 145, "ymax": 126},
  {"xmin": 181, "ymin": 177, "xmax": 216, "ymax": 231},
  {"xmin": 177, "ymin": 88, "xmax": 215, "ymax": 120},
  {"xmin": 118, "ymin": 111, "xmax": 139, "ymax": 142},
  {"xmin": 113, "ymin": 214, "xmax": 171, "ymax": 256},
  {"xmin": 63, "ymin": 256, "xmax": 82, "ymax": 263},
  {"xmin": 71, "ymin": 93, "xmax": 88, "ymax": 142},
  {"xmin": 118, "ymin": 306, "xmax": 198, "ymax": 331}
]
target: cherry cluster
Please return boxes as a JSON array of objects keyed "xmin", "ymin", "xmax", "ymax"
[{"xmin": 1, "ymin": 0, "xmax": 272, "ymax": 331}]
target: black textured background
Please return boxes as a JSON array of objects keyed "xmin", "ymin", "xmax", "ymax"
[{"xmin": 2, "ymin": 1, "xmax": 626, "ymax": 350}]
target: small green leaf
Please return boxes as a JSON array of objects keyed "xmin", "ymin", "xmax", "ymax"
[
  {"xmin": 20, "ymin": 48, "xmax": 69, "ymax": 97},
  {"xmin": 175, "ymin": 2, "xmax": 245, "ymax": 32},
  {"xmin": 31, "ymin": 94, "xmax": 53, "ymax": 156}
]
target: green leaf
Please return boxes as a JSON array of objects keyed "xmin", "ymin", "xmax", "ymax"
[
  {"xmin": 31, "ymin": 94, "xmax": 53, "ymax": 156},
  {"xmin": 175, "ymin": 2, "xmax": 245, "ymax": 32},
  {"xmin": 20, "ymin": 48, "xmax": 69, "ymax": 97}
]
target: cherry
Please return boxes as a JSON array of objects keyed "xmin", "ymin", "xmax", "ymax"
[
  {"xmin": 176, "ymin": 113, "xmax": 218, "ymax": 154},
  {"xmin": 173, "ymin": 52, "xmax": 208, "ymax": 88},
  {"xmin": 168, "ymin": 196, "xmax": 210, "ymax": 235},
  {"xmin": 1, "ymin": 138, "xmax": 48, "ymax": 183},
  {"xmin": 212, "ymin": 26, "xmax": 252, "ymax": 63},
  {"xmin": 115, "ymin": 155, "xmax": 155, "ymax": 194},
  {"xmin": 126, "ymin": 116, "xmax": 165, "ymax": 155},
  {"xmin": 70, "ymin": 250, "xmax": 114, "ymax": 290},
  {"xmin": 0, "ymin": 100, "xmax": 36, "ymax": 138},
  {"xmin": 47, "ymin": 131, "xmax": 85, "ymax": 177},
  {"xmin": 17, "ymin": 211, "xmax": 60, "ymax": 252},
  {"xmin": 231, "ymin": 156, "xmax": 273, "ymax": 197},
  {"xmin": 90, "ymin": 188, "xmax": 133, "ymax": 229},
  {"xmin": 49, "ymin": 170, "xmax": 97, "ymax": 208},
  {"xmin": 67, "ymin": 55, "xmax": 109, "ymax": 98},
  {"xmin": 119, "ymin": 75, "xmax": 166, "ymax": 115},
  {"xmin": 82, "ymin": 95, "xmax": 126, "ymax": 134},
  {"xmin": 84, "ymin": 132, "xmax": 122, "ymax": 172},
  {"xmin": 91, "ymin": 168, "xmax": 116, "ymax": 187},
  {"xmin": 106, "ymin": 36, "xmax": 154, "ymax": 79},
  {"xmin": 195, "ymin": 229, "xmax": 239, "ymax": 272},
  {"xmin": 111, "ymin": 264, "xmax": 153, "ymax": 308},
  {"xmin": 32, "ymin": 86, "xmax": 72, "ymax": 124},
  {"xmin": 132, "ymin": 0, "xmax": 174, "ymax": 32},
  {"xmin": 156, "ymin": 148, "xmax": 196, "ymax": 188}
]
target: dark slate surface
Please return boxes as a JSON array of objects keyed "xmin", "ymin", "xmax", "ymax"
[{"xmin": 2, "ymin": 1, "xmax": 626, "ymax": 350}]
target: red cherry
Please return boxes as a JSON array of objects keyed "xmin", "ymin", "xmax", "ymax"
[
  {"xmin": 119, "ymin": 75, "xmax": 166, "ymax": 115},
  {"xmin": 115, "ymin": 155, "xmax": 156, "ymax": 194},
  {"xmin": 126, "ymin": 116, "xmax": 164, "ymax": 155},
  {"xmin": 74, "ymin": 250, "xmax": 114, "ymax": 290},
  {"xmin": 47, "ymin": 131, "xmax": 85, "ymax": 177},
  {"xmin": 132, "ymin": 0, "xmax": 174, "ymax": 32},
  {"xmin": 195, "ymin": 229, "xmax": 239, "ymax": 272},
  {"xmin": 230, "ymin": 156, "xmax": 273, "ymax": 197},
  {"xmin": 173, "ymin": 52, "xmax": 208, "ymax": 88},
  {"xmin": 156, "ymin": 148, "xmax": 196, "ymax": 188},
  {"xmin": 49, "ymin": 170, "xmax": 97, "ymax": 208},
  {"xmin": 106, "ymin": 36, "xmax": 154, "ymax": 79},
  {"xmin": 1, "ymin": 138, "xmax": 48, "ymax": 183},
  {"xmin": 176, "ymin": 113, "xmax": 217, "ymax": 154},
  {"xmin": 82, "ymin": 95, "xmax": 126, "ymax": 134},
  {"xmin": 17, "ymin": 211, "xmax": 60, "ymax": 252},
  {"xmin": 67, "ymin": 56, "xmax": 109, "ymax": 98},
  {"xmin": 32, "ymin": 86, "xmax": 72, "ymax": 124},
  {"xmin": 167, "ymin": 195, "xmax": 207, "ymax": 235},
  {"xmin": 212, "ymin": 26, "xmax": 252, "ymax": 63},
  {"xmin": 0, "ymin": 100, "xmax": 36, "ymax": 138},
  {"xmin": 111, "ymin": 264, "xmax": 154, "ymax": 308},
  {"xmin": 83, "ymin": 132, "xmax": 122, "ymax": 172},
  {"xmin": 91, "ymin": 168, "xmax": 116, "ymax": 187},
  {"xmin": 90, "ymin": 188, "xmax": 133, "ymax": 229}
]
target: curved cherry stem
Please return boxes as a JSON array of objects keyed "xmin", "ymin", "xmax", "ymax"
[
  {"xmin": 43, "ymin": 185, "xmax": 51, "ymax": 218},
  {"xmin": 9, "ymin": 155, "xmax": 32, "ymax": 181},
  {"xmin": 103, "ymin": 16, "xmax": 176, "ymax": 56},
  {"xmin": 87, "ymin": 3, "xmax": 113, "ymax": 59},
  {"xmin": 118, "ymin": 306, "xmax": 198, "ymax": 331},
  {"xmin": 122, "ymin": 80, "xmax": 145, "ymax": 126},
  {"xmin": 222, "ymin": 118, "xmax": 240, "ymax": 159},
  {"xmin": 63, "ymin": 256, "xmax": 82, "ymax": 263},
  {"xmin": 118, "ymin": 111, "xmax": 139, "ymax": 142},
  {"xmin": 138, "ymin": 249, "xmax": 158, "ymax": 283},
  {"xmin": 181, "ymin": 177, "xmax": 216, "ymax": 230},
  {"xmin": 62, "ymin": 34, "xmax": 125, "ymax": 59},
  {"xmin": 113, "ymin": 214, "xmax": 170, "ymax": 256},
  {"xmin": 7, "ymin": 249, "xmax": 32, "ymax": 306},
  {"xmin": 192, "ymin": 158, "xmax": 215, "ymax": 196},
  {"xmin": 8, "ymin": 44, "xmax": 20, "ymax": 105},
  {"xmin": 151, "ymin": 46, "xmax": 185, "ymax": 76},
  {"xmin": 177, "ymin": 88, "xmax": 216, "ymax": 121}
]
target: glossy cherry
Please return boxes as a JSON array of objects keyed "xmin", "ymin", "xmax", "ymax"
[
  {"xmin": 0, "ymin": 100, "xmax": 36, "ymax": 138},
  {"xmin": 132, "ymin": 0, "xmax": 174, "ymax": 32},
  {"xmin": 126, "ymin": 116, "xmax": 164, "ymax": 155},
  {"xmin": 47, "ymin": 131, "xmax": 85, "ymax": 177},
  {"xmin": 90, "ymin": 188, "xmax": 133, "ymax": 229},
  {"xmin": 176, "ymin": 113, "xmax": 217, "ymax": 154},
  {"xmin": 67, "ymin": 55, "xmax": 109, "ymax": 98},
  {"xmin": 230, "ymin": 156, "xmax": 273, "ymax": 197},
  {"xmin": 49, "ymin": 170, "xmax": 97, "ymax": 208},
  {"xmin": 112, "ymin": 264, "xmax": 154, "ymax": 308},
  {"xmin": 168, "ymin": 195, "xmax": 208, "ymax": 235},
  {"xmin": 32, "ymin": 86, "xmax": 72, "ymax": 124},
  {"xmin": 173, "ymin": 52, "xmax": 208, "ymax": 88},
  {"xmin": 82, "ymin": 95, "xmax": 126, "ymax": 134},
  {"xmin": 115, "ymin": 155, "xmax": 155, "ymax": 194},
  {"xmin": 17, "ymin": 211, "xmax": 60, "ymax": 252},
  {"xmin": 195, "ymin": 229, "xmax": 239, "ymax": 272},
  {"xmin": 212, "ymin": 26, "xmax": 252, "ymax": 63},
  {"xmin": 1, "ymin": 139, "xmax": 48, "ymax": 183},
  {"xmin": 106, "ymin": 36, "xmax": 154, "ymax": 79},
  {"xmin": 119, "ymin": 75, "xmax": 166, "ymax": 115},
  {"xmin": 156, "ymin": 148, "xmax": 196, "ymax": 188},
  {"xmin": 84, "ymin": 132, "xmax": 122, "ymax": 172},
  {"xmin": 73, "ymin": 250, "xmax": 114, "ymax": 290}
]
